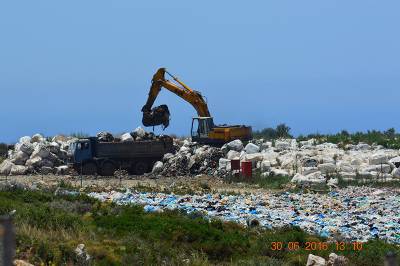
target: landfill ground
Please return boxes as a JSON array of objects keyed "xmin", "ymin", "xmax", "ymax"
[
  {"xmin": 2, "ymin": 174, "xmax": 400, "ymax": 266},
  {"xmin": 4, "ymin": 174, "xmax": 400, "ymax": 243},
  {"xmin": 2, "ymin": 174, "xmax": 273, "ymax": 195}
]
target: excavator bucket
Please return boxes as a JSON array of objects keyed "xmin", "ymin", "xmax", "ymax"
[{"xmin": 142, "ymin": 104, "xmax": 170, "ymax": 129}]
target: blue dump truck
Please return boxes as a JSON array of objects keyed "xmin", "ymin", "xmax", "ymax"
[{"xmin": 69, "ymin": 136, "xmax": 174, "ymax": 176}]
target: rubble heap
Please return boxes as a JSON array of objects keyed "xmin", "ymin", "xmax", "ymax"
[
  {"xmin": 2, "ymin": 128, "xmax": 400, "ymax": 181},
  {"xmin": 153, "ymin": 139, "xmax": 223, "ymax": 177},
  {"xmin": 98, "ymin": 127, "xmax": 163, "ymax": 143},
  {"xmin": 215, "ymin": 138, "xmax": 400, "ymax": 184},
  {"xmin": 0, "ymin": 134, "xmax": 75, "ymax": 175}
]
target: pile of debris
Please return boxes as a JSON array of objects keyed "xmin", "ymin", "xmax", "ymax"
[
  {"xmin": 151, "ymin": 139, "xmax": 223, "ymax": 177},
  {"xmin": 2, "ymin": 127, "xmax": 400, "ymax": 182},
  {"xmin": 97, "ymin": 127, "xmax": 162, "ymax": 143},
  {"xmin": 216, "ymin": 138, "xmax": 400, "ymax": 184},
  {"xmin": 0, "ymin": 134, "xmax": 75, "ymax": 175}
]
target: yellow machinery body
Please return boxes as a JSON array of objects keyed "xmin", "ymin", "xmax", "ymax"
[{"xmin": 142, "ymin": 68, "xmax": 252, "ymax": 146}]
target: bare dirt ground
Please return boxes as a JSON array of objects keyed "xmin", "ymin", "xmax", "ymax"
[{"xmin": 0, "ymin": 174, "xmax": 270, "ymax": 195}]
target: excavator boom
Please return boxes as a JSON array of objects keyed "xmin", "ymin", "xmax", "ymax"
[
  {"xmin": 141, "ymin": 68, "xmax": 252, "ymax": 145},
  {"xmin": 141, "ymin": 68, "xmax": 211, "ymax": 128}
]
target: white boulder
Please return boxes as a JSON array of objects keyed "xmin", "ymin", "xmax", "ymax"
[
  {"xmin": 31, "ymin": 133, "xmax": 45, "ymax": 143},
  {"xmin": 305, "ymin": 171, "xmax": 326, "ymax": 183},
  {"xmin": 369, "ymin": 153, "xmax": 388, "ymax": 165},
  {"xmin": 270, "ymin": 168, "xmax": 289, "ymax": 177},
  {"xmin": 392, "ymin": 168, "xmax": 400, "ymax": 178},
  {"xmin": 133, "ymin": 127, "xmax": 146, "ymax": 138},
  {"xmin": 225, "ymin": 139, "xmax": 244, "ymax": 152},
  {"xmin": 218, "ymin": 158, "xmax": 231, "ymax": 171},
  {"xmin": 291, "ymin": 173, "xmax": 307, "ymax": 183},
  {"xmin": 389, "ymin": 156, "xmax": 400, "ymax": 167},
  {"xmin": 121, "ymin": 133, "xmax": 134, "ymax": 142},
  {"xmin": 306, "ymin": 254, "xmax": 326, "ymax": 266},
  {"xmin": 26, "ymin": 157, "xmax": 43, "ymax": 168},
  {"xmin": 243, "ymin": 153, "xmax": 264, "ymax": 164},
  {"xmin": 56, "ymin": 165, "xmax": 69, "ymax": 175},
  {"xmin": 355, "ymin": 143, "xmax": 370, "ymax": 150},
  {"xmin": 302, "ymin": 167, "xmax": 319, "ymax": 175},
  {"xmin": 163, "ymin": 153, "xmax": 174, "ymax": 162},
  {"xmin": 244, "ymin": 143, "xmax": 260, "ymax": 154},
  {"xmin": 275, "ymin": 140, "xmax": 291, "ymax": 150},
  {"xmin": 337, "ymin": 162, "xmax": 354, "ymax": 173},
  {"xmin": 18, "ymin": 142, "xmax": 34, "ymax": 155},
  {"xmin": 327, "ymin": 178, "xmax": 338, "ymax": 186},
  {"xmin": 226, "ymin": 150, "xmax": 240, "ymax": 160},
  {"xmin": 152, "ymin": 161, "xmax": 164, "ymax": 173},
  {"xmin": 0, "ymin": 160, "xmax": 14, "ymax": 175},
  {"xmin": 10, "ymin": 165, "xmax": 28, "ymax": 175},
  {"xmin": 340, "ymin": 172, "xmax": 356, "ymax": 180},
  {"xmin": 362, "ymin": 164, "xmax": 391, "ymax": 174},
  {"xmin": 19, "ymin": 136, "xmax": 31, "ymax": 144},
  {"xmin": 328, "ymin": 253, "xmax": 348, "ymax": 266},
  {"xmin": 318, "ymin": 163, "xmax": 336, "ymax": 174},
  {"xmin": 260, "ymin": 160, "xmax": 271, "ymax": 172},
  {"xmin": 31, "ymin": 144, "xmax": 50, "ymax": 159},
  {"xmin": 10, "ymin": 151, "xmax": 29, "ymax": 165}
]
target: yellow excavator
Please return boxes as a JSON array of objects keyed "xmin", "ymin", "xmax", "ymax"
[{"xmin": 141, "ymin": 68, "xmax": 252, "ymax": 145}]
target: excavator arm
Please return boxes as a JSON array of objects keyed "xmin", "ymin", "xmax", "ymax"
[{"xmin": 141, "ymin": 68, "xmax": 211, "ymax": 128}]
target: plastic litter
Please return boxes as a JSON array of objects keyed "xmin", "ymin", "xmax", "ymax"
[{"xmin": 88, "ymin": 186, "xmax": 400, "ymax": 244}]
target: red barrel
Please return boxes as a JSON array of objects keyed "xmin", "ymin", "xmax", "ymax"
[
  {"xmin": 231, "ymin": 159, "xmax": 240, "ymax": 171},
  {"xmin": 241, "ymin": 161, "xmax": 252, "ymax": 178}
]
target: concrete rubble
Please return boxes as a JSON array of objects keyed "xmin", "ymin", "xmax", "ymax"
[
  {"xmin": 306, "ymin": 254, "xmax": 326, "ymax": 266},
  {"xmin": 88, "ymin": 186, "xmax": 400, "ymax": 244},
  {"xmin": 0, "ymin": 127, "xmax": 169, "ymax": 176},
  {"xmin": 153, "ymin": 139, "xmax": 224, "ymax": 177},
  {"xmin": 0, "ymin": 134, "xmax": 75, "ymax": 176},
  {"xmin": 1, "ymin": 132, "xmax": 400, "ymax": 182}
]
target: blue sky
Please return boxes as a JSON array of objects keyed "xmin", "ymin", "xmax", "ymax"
[{"xmin": 0, "ymin": 1, "xmax": 399, "ymax": 143}]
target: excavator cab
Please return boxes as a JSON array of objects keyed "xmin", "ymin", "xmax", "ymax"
[{"xmin": 191, "ymin": 117, "xmax": 214, "ymax": 141}]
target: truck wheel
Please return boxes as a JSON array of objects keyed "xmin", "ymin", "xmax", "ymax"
[
  {"xmin": 100, "ymin": 162, "xmax": 116, "ymax": 176},
  {"xmin": 134, "ymin": 161, "xmax": 148, "ymax": 175},
  {"xmin": 82, "ymin": 162, "xmax": 97, "ymax": 175}
]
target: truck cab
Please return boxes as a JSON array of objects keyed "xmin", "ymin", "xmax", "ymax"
[{"xmin": 69, "ymin": 138, "xmax": 94, "ymax": 164}]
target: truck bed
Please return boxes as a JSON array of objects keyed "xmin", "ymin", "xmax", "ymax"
[{"xmin": 94, "ymin": 139, "xmax": 173, "ymax": 159}]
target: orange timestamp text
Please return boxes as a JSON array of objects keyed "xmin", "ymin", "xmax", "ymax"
[{"xmin": 271, "ymin": 241, "xmax": 363, "ymax": 251}]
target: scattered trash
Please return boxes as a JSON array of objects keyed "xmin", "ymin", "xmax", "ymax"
[{"xmin": 88, "ymin": 186, "xmax": 400, "ymax": 244}]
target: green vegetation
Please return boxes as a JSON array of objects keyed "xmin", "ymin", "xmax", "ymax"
[
  {"xmin": 254, "ymin": 125, "xmax": 400, "ymax": 149},
  {"xmin": 2, "ymin": 188, "xmax": 397, "ymax": 265},
  {"xmin": 70, "ymin": 132, "xmax": 90, "ymax": 138},
  {"xmin": 298, "ymin": 128, "xmax": 400, "ymax": 149},
  {"xmin": 0, "ymin": 143, "xmax": 8, "ymax": 160},
  {"xmin": 253, "ymin": 123, "xmax": 292, "ymax": 139},
  {"xmin": 225, "ymin": 172, "xmax": 292, "ymax": 190},
  {"xmin": 337, "ymin": 176, "xmax": 400, "ymax": 188}
]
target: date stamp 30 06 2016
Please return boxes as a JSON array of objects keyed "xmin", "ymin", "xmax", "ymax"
[{"xmin": 271, "ymin": 241, "xmax": 363, "ymax": 252}]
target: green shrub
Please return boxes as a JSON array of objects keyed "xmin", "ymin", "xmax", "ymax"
[{"xmin": 2, "ymin": 189, "xmax": 399, "ymax": 265}]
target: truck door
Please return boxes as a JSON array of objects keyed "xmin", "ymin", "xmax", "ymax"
[{"xmin": 74, "ymin": 141, "xmax": 92, "ymax": 163}]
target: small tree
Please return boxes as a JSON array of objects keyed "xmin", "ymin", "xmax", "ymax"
[
  {"xmin": 276, "ymin": 123, "xmax": 292, "ymax": 138},
  {"xmin": 384, "ymin": 128, "xmax": 396, "ymax": 139}
]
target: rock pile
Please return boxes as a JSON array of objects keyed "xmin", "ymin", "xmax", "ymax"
[
  {"xmin": 216, "ymin": 138, "xmax": 400, "ymax": 184},
  {"xmin": 98, "ymin": 127, "xmax": 161, "ymax": 143},
  {"xmin": 152, "ymin": 139, "xmax": 223, "ymax": 177},
  {"xmin": 0, "ymin": 134, "xmax": 75, "ymax": 176},
  {"xmin": 2, "ymin": 129, "xmax": 400, "ymax": 182},
  {"xmin": 0, "ymin": 127, "xmax": 170, "ymax": 176}
]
